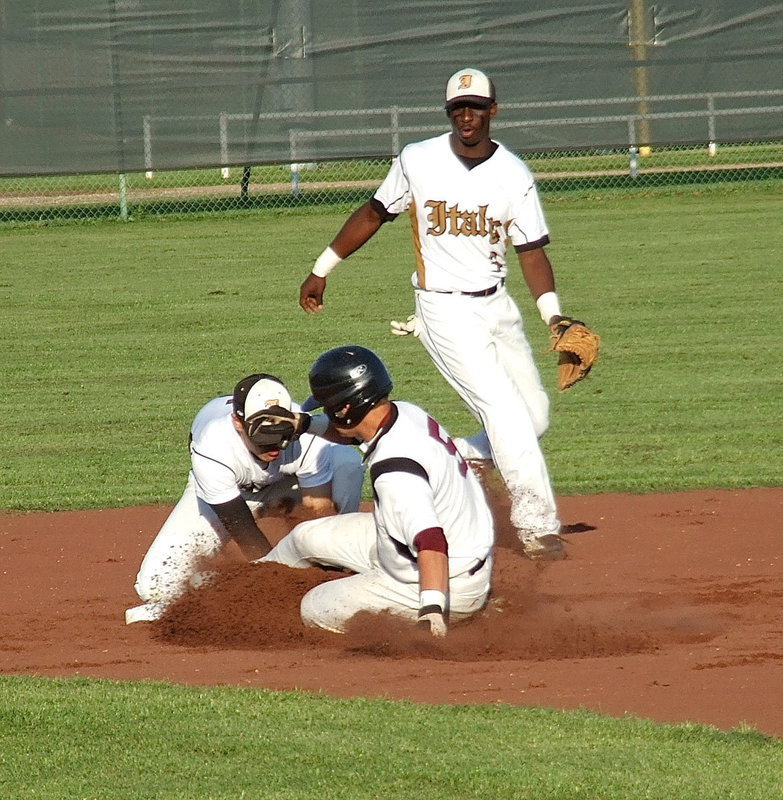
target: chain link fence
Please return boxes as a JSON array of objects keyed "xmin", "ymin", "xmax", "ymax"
[
  {"xmin": 1, "ymin": 142, "xmax": 781, "ymax": 226},
  {"xmin": 2, "ymin": 91, "xmax": 781, "ymax": 224}
]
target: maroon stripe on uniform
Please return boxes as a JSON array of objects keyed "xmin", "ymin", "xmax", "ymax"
[{"xmin": 414, "ymin": 527, "xmax": 448, "ymax": 555}]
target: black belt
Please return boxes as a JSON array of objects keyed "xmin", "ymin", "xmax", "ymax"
[{"xmin": 432, "ymin": 278, "xmax": 504, "ymax": 298}]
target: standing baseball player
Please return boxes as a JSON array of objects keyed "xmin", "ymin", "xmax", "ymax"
[
  {"xmin": 259, "ymin": 345, "xmax": 494, "ymax": 637},
  {"xmin": 125, "ymin": 372, "xmax": 364, "ymax": 624},
  {"xmin": 298, "ymin": 67, "xmax": 599, "ymax": 560}
]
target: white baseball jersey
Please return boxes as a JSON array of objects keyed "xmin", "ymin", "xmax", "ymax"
[
  {"xmin": 374, "ymin": 132, "xmax": 549, "ymax": 293},
  {"xmin": 189, "ymin": 395, "xmax": 334, "ymax": 505},
  {"xmin": 364, "ymin": 401, "xmax": 494, "ymax": 583},
  {"xmin": 373, "ymin": 131, "xmax": 561, "ymax": 542}
]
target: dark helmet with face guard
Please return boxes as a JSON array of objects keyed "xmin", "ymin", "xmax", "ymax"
[{"xmin": 307, "ymin": 345, "xmax": 393, "ymax": 427}]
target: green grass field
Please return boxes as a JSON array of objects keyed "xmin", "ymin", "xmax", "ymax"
[
  {"xmin": 1, "ymin": 182, "xmax": 781, "ymax": 509},
  {"xmin": 1, "ymin": 182, "xmax": 782, "ymax": 797},
  {"xmin": 2, "ymin": 677, "xmax": 781, "ymax": 800}
]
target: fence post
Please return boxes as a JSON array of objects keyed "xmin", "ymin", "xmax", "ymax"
[
  {"xmin": 391, "ymin": 106, "xmax": 400, "ymax": 155},
  {"xmin": 220, "ymin": 113, "xmax": 230, "ymax": 178},
  {"xmin": 707, "ymin": 95, "xmax": 717, "ymax": 156},
  {"xmin": 627, "ymin": 118, "xmax": 638, "ymax": 178},
  {"xmin": 118, "ymin": 172, "xmax": 129, "ymax": 220},
  {"xmin": 628, "ymin": 0, "xmax": 653, "ymax": 147},
  {"xmin": 143, "ymin": 116, "xmax": 153, "ymax": 179},
  {"xmin": 289, "ymin": 130, "xmax": 300, "ymax": 195}
]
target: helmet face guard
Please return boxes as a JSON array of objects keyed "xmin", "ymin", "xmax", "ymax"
[{"xmin": 309, "ymin": 346, "xmax": 393, "ymax": 428}]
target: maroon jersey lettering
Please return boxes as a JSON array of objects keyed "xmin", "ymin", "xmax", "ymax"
[{"xmin": 427, "ymin": 416, "xmax": 468, "ymax": 477}]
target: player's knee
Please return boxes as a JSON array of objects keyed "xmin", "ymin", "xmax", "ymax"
[
  {"xmin": 532, "ymin": 414, "xmax": 549, "ymax": 439},
  {"xmin": 134, "ymin": 573, "xmax": 152, "ymax": 603},
  {"xmin": 289, "ymin": 517, "xmax": 328, "ymax": 554},
  {"xmin": 299, "ymin": 588, "xmax": 323, "ymax": 628},
  {"xmin": 530, "ymin": 390, "xmax": 550, "ymax": 438},
  {"xmin": 300, "ymin": 585, "xmax": 346, "ymax": 634}
]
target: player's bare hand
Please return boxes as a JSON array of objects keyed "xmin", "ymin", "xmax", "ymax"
[{"xmin": 300, "ymin": 274, "xmax": 326, "ymax": 314}]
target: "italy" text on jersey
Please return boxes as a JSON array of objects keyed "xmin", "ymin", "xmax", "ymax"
[{"xmin": 424, "ymin": 200, "xmax": 505, "ymax": 244}]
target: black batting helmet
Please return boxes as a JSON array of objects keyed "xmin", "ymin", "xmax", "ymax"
[{"xmin": 308, "ymin": 345, "xmax": 393, "ymax": 427}]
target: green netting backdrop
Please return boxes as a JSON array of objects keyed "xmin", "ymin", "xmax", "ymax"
[
  {"xmin": 1, "ymin": 0, "xmax": 781, "ymax": 173},
  {"xmin": 0, "ymin": 1, "xmax": 780, "ymax": 221}
]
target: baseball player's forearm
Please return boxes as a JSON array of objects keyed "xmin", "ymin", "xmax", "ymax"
[
  {"xmin": 290, "ymin": 411, "xmax": 360, "ymax": 446},
  {"xmin": 517, "ymin": 246, "xmax": 556, "ymax": 298},
  {"xmin": 417, "ymin": 548, "xmax": 449, "ymax": 596},
  {"xmin": 300, "ymin": 486, "xmax": 337, "ymax": 517},
  {"xmin": 417, "ymin": 548, "xmax": 449, "ymax": 637},
  {"xmin": 329, "ymin": 201, "xmax": 384, "ymax": 259},
  {"xmin": 517, "ymin": 247, "xmax": 561, "ymax": 323},
  {"xmin": 302, "ymin": 202, "xmax": 385, "ymax": 313},
  {"xmin": 210, "ymin": 497, "xmax": 272, "ymax": 560}
]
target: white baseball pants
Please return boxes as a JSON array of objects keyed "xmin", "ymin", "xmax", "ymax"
[
  {"xmin": 262, "ymin": 512, "xmax": 492, "ymax": 633},
  {"xmin": 414, "ymin": 287, "xmax": 560, "ymax": 538}
]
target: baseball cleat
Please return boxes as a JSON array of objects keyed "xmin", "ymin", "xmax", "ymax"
[
  {"xmin": 520, "ymin": 532, "xmax": 566, "ymax": 561},
  {"xmin": 124, "ymin": 603, "xmax": 165, "ymax": 624}
]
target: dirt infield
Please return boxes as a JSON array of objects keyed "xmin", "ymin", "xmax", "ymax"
[{"xmin": 1, "ymin": 479, "xmax": 781, "ymax": 737}]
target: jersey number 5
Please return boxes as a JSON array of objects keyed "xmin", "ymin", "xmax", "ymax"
[{"xmin": 427, "ymin": 417, "xmax": 468, "ymax": 477}]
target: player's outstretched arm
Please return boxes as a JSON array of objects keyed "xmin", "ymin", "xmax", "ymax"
[
  {"xmin": 210, "ymin": 496, "xmax": 273, "ymax": 560},
  {"xmin": 299, "ymin": 201, "xmax": 385, "ymax": 314},
  {"xmin": 416, "ymin": 545, "xmax": 450, "ymax": 638}
]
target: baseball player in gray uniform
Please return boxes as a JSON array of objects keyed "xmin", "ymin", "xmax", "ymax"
[
  {"xmin": 260, "ymin": 345, "xmax": 494, "ymax": 637},
  {"xmin": 125, "ymin": 373, "xmax": 364, "ymax": 624},
  {"xmin": 299, "ymin": 67, "xmax": 576, "ymax": 561}
]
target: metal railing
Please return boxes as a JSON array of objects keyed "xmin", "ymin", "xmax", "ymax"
[
  {"xmin": 143, "ymin": 89, "xmax": 783, "ymax": 191},
  {"xmin": 2, "ymin": 93, "xmax": 780, "ymax": 224}
]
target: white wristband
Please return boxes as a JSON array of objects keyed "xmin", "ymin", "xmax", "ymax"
[
  {"xmin": 419, "ymin": 589, "xmax": 447, "ymax": 612},
  {"xmin": 312, "ymin": 246, "xmax": 342, "ymax": 278},
  {"xmin": 536, "ymin": 291, "xmax": 561, "ymax": 324},
  {"xmin": 307, "ymin": 413, "xmax": 330, "ymax": 437}
]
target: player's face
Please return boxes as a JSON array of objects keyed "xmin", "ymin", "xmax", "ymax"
[
  {"xmin": 448, "ymin": 102, "xmax": 497, "ymax": 150},
  {"xmin": 244, "ymin": 433, "xmax": 282, "ymax": 462}
]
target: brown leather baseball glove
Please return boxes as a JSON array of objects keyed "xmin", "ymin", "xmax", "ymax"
[{"xmin": 549, "ymin": 316, "xmax": 601, "ymax": 391}]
